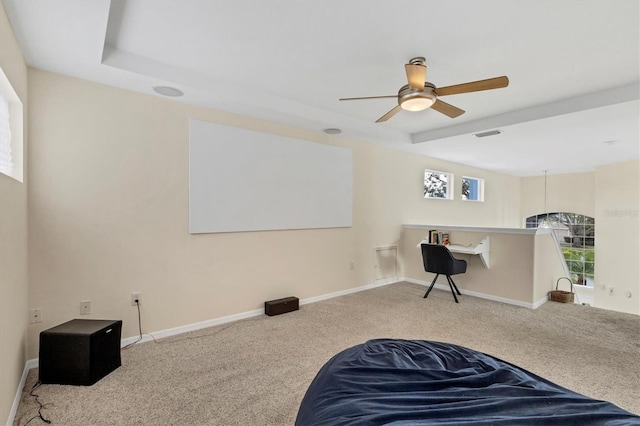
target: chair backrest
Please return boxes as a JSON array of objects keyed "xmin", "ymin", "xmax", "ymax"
[{"xmin": 421, "ymin": 244, "xmax": 457, "ymax": 274}]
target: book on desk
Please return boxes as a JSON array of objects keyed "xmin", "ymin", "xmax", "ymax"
[{"xmin": 428, "ymin": 229, "xmax": 450, "ymax": 245}]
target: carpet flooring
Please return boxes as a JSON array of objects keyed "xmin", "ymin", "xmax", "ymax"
[{"xmin": 13, "ymin": 282, "xmax": 640, "ymax": 425}]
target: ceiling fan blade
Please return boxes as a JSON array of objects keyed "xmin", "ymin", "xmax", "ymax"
[
  {"xmin": 431, "ymin": 99, "xmax": 465, "ymax": 118},
  {"xmin": 405, "ymin": 63, "xmax": 427, "ymax": 90},
  {"xmin": 339, "ymin": 95, "xmax": 397, "ymax": 101},
  {"xmin": 375, "ymin": 105, "xmax": 402, "ymax": 123},
  {"xmin": 434, "ymin": 76, "xmax": 509, "ymax": 97}
]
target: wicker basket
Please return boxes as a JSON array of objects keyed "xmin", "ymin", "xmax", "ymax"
[{"xmin": 549, "ymin": 277, "xmax": 574, "ymax": 303}]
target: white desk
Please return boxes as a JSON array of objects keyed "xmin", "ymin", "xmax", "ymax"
[{"xmin": 418, "ymin": 236, "xmax": 490, "ymax": 268}]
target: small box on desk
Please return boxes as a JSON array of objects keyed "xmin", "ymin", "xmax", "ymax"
[
  {"xmin": 265, "ymin": 296, "xmax": 299, "ymax": 316},
  {"xmin": 39, "ymin": 319, "xmax": 122, "ymax": 386}
]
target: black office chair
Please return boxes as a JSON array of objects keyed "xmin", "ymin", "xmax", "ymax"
[{"xmin": 421, "ymin": 244, "xmax": 467, "ymax": 303}]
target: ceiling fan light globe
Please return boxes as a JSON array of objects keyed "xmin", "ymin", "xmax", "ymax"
[{"xmin": 401, "ymin": 96, "xmax": 435, "ymax": 112}]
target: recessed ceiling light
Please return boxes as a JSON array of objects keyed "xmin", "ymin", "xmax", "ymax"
[
  {"xmin": 323, "ymin": 128, "xmax": 342, "ymax": 134},
  {"xmin": 152, "ymin": 86, "xmax": 184, "ymax": 97},
  {"xmin": 474, "ymin": 130, "xmax": 502, "ymax": 138}
]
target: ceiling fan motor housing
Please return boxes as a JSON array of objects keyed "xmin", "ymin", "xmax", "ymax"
[{"xmin": 399, "ymin": 82, "xmax": 436, "ymax": 111}]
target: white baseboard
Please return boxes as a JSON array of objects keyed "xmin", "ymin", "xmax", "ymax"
[
  {"xmin": 299, "ymin": 278, "xmax": 396, "ymax": 305},
  {"xmin": 8, "ymin": 277, "xmax": 397, "ymax": 426},
  {"xmin": 120, "ymin": 280, "xmax": 399, "ymax": 346},
  {"xmin": 16, "ymin": 276, "xmax": 540, "ymax": 375},
  {"xmin": 119, "ymin": 307, "xmax": 266, "ymax": 346},
  {"xmin": 533, "ymin": 295, "xmax": 550, "ymax": 309},
  {"xmin": 403, "ymin": 277, "xmax": 544, "ymax": 309},
  {"xmin": 12, "ymin": 276, "xmax": 540, "ymax": 425},
  {"xmin": 21, "ymin": 278, "xmax": 401, "ymax": 373},
  {"xmin": 7, "ymin": 358, "xmax": 37, "ymax": 426}
]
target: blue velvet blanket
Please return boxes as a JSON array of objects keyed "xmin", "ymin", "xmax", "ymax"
[{"xmin": 296, "ymin": 339, "xmax": 639, "ymax": 425}]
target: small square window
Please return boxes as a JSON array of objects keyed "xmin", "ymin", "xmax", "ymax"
[
  {"xmin": 462, "ymin": 176, "xmax": 484, "ymax": 201},
  {"xmin": 424, "ymin": 170, "xmax": 452, "ymax": 200}
]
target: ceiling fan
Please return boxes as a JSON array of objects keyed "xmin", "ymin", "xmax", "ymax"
[{"xmin": 339, "ymin": 57, "xmax": 509, "ymax": 123}]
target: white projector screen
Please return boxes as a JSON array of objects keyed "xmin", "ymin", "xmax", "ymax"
[{"xmin": 189, "ymin": 119, "xmax": 353, "ymax": 234}]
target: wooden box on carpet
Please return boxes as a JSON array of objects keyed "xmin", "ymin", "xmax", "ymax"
[{"xmin": 265, "ymin": 296, "xmax": 299, "ymax": 316}]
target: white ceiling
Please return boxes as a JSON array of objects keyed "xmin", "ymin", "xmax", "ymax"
[{"xmin": 4, "ymin": 0, "xmax": 639, "ymax": 177}]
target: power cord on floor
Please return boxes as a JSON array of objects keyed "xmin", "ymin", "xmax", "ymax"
[
  {"xmin": 122, "ymin": 299, "xmax": 143, "ymax": 349},
  {"xmin": 122, "ymin": 300, "xmax": 265, "ymax": 348},
  {"xmin": 147, "ymin": 315, "xmax": 264, "ymax": 345},
  {"xmin": 23, "ymin": 381, "xmax": 51, "ymax": 425}
]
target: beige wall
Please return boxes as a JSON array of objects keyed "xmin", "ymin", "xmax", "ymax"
[
  {"xmin": 533, "ymin": 231, "xmax": 569, "ymax": 302},
  {"xmin": 26, "ymin": 69, "xmax": 523, "ymax": 359},
  {"xmin": 402, "ymin": 227, "xmax": 538, "ymax": 305},
  {"xmin": 521, "ymin": 165, "xmax": 640, "ymax": 315},
  {"xmin": 0, "ymin": 1, "xmax": 28, "ymax": 423},
  {"xmin": 521, "ymin": 172, "xmax": 595, "ymax": 221},
  {"xmin": 593, "ymin": 160, "xmax": 640, "ymax": 314}
]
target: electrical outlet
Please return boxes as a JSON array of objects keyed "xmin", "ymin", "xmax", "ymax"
[
  {"xmin": 131, "ymin": 292, "xmax": 142, "ymax": 306},
  {"xmin": 80, "ymin": 300, "xmax": 91, "ymax": 315},
  {"xmin": 350, "ymin": 261, "xmax": 355, "ymax": 271},
  {"xmin": 30, "ymin": 308, "xmax": 42, "ymax": 324}
]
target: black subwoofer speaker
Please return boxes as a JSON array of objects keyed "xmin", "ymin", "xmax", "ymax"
[
  {"xmin": 39, "ymin": 319, "xmax": 122, "ymax": 386},
  {"xmin": 265, "ymin": 296, "xmax": 299, "ymax": 316}
]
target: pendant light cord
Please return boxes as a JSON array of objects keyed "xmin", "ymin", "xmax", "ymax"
[{"xmin": 543, "ymin": 170, "xmax": 548, "ymax": 217}]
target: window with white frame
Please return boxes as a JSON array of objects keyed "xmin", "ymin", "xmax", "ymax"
[
  {"xmin": 526, "ymin": 212, "xmax": 595, "ymax": 287},
  {"xmin": 0, "ymin": 92, "xmax": 11, "ymax": 176},
  {"xmin": 424, "ymin": 169, "xmax": 453, "ymax": 200},
  {"xmin": 0, "ymin": 66, "xmax": 23, "ymax": 182},
  {"xmin": 462, "ymin": 176, "xmax": 484, "ymax": 201}
]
